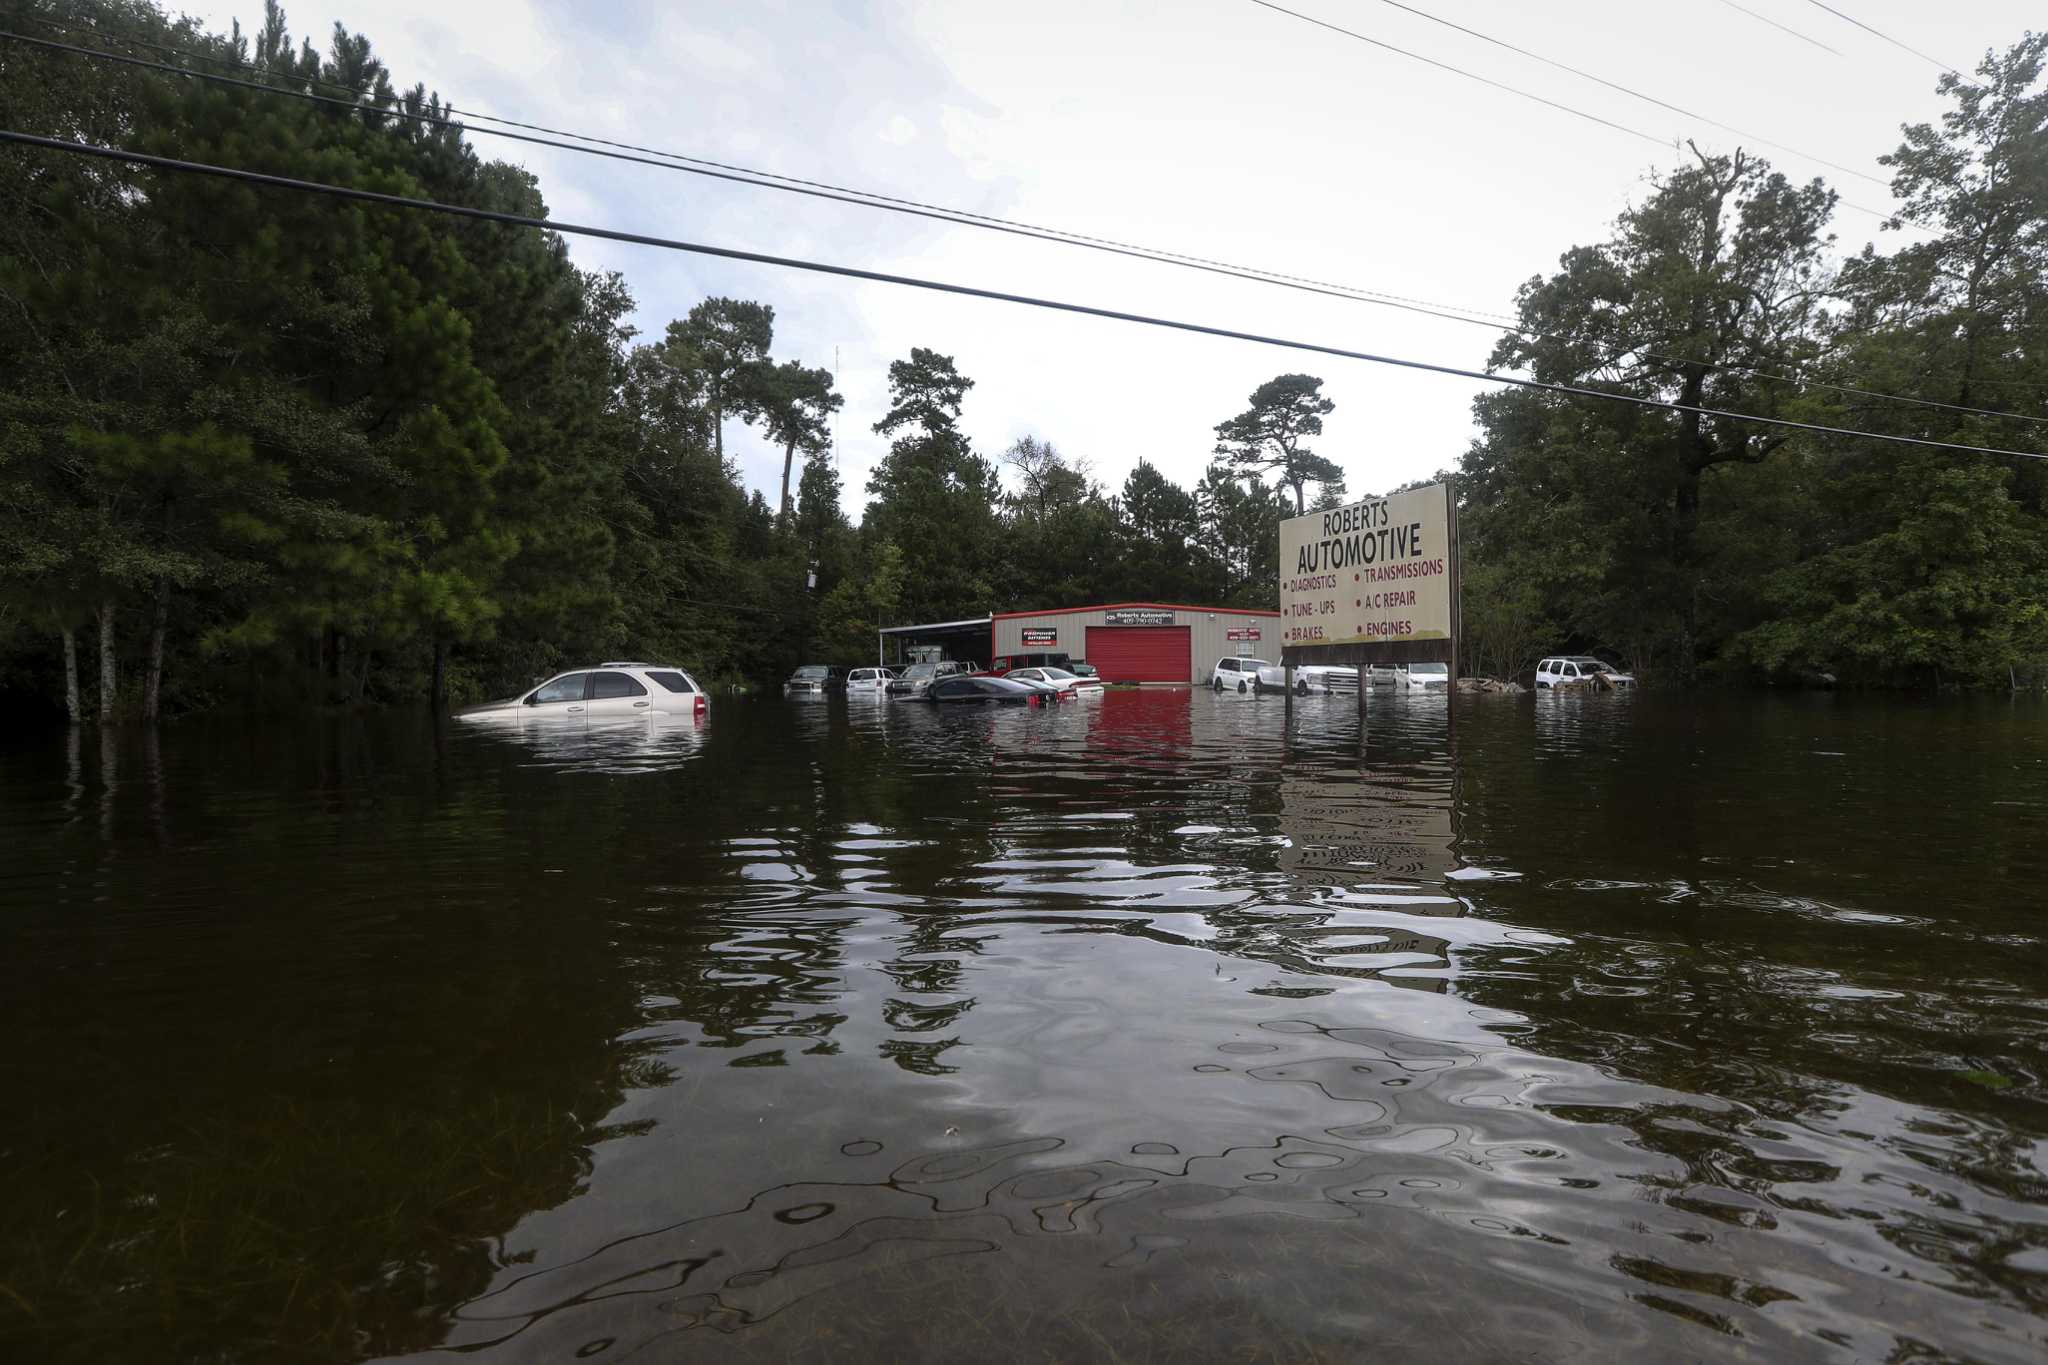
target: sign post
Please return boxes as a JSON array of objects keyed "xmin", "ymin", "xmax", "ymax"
[{"xmin": 1277, "ymin": 480, "xmax": 1459, "ymax": 741}]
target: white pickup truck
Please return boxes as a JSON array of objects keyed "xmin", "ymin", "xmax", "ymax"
[
  {"xmin": 1255, "ymin": 662, "xmax": 1359, "ymax": 695},
  {"xmin": 1212, "ymin": 656, "xmax": 1357, "ymax": 695}
]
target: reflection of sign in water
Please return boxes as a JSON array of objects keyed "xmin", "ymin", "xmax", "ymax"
[
  {"xmin": 1021, "ymin": 627, "xmax": 1057, "ymax": 646},
  {"xmin": 1272, "ymin": 762, "xmax": 1463, "ymax": 992},
  {"xmin": 1226, "ymin": 626, "xmax": 1261, "ymax": 642},
  {"xmin": 1279, "ymin": 482, "xmax": 1454, "ymax": 653},
  {"xmin": 1275, "ymin": 767, "xmax": 1457, "ymax": 887},
  {"xmin": 1103, "ymin": 608, "xmax": 1175, "ymax": 627}
]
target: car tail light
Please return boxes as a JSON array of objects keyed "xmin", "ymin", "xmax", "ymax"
[{"xmin": 694, "ymin": 694, "xmax": 707, "ymax": 720}]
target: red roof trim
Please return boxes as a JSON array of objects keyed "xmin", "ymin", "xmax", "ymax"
[{"xmin": 992, "ymin": 601, "xmax": 1281, "ymax": 621}]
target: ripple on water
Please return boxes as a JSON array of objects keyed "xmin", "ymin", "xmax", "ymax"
[{"xmin": 4, "ymin": 692, "xmax": 2047, "ymax": 1363}]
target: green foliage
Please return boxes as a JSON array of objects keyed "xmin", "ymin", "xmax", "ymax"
[
  {"xmin": 0, "ymin": 1, "xmax": 848, "ymax": 710},
  {"xmin": 1114, "ymin": 460, "xmax": 1206, "ymax": 603},
  {"xmin": 816, "ymin": 538, "xmax": 906, "ymax": 660},
  {"xmin": 1213, "ymin": 373, "xmax": 1344, "ymax": 516},
  {"xmin": 863, "ymin": 348, "xmax": 1002, "ymax": 623},
  {"xmin": 1458, "ymin": 39, "xmax": 2048, "ymax": 686}
]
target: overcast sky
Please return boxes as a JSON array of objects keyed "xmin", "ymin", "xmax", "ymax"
[{"xmin": 178, "ymin": 0, "xmax": 2038, "ymax": 513}]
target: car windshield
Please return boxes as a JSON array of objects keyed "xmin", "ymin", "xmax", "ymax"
[
  {"xmin": 1570, "ymin": 657, "xmax": 1609, "ymax": 669},
  {"xmin": 1038, "ymin": 667, "xmax": 1076, "ymax": 680},
  {"xmin": 793, "ymin": 666, "xmax": 829, "ymax": 679},
  {"xmin": 903, "ymin": 663, "xmax": 938, "ymax": 680},
  {"xmin": 1410, "ymin": 663, "xmax": 1448, "ymax": 677}
]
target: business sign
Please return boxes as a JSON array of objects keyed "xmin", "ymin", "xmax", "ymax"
[
  {"xmin": 1103, "ymin": 608, "xmax": 1175, "ymax": 627},
  {"xmin": 1279, "ymin": 482, "xmax": 1455, "ymax": 658},
  {"xmin": 1226, "ymin": 627, "xmax": 1261, "ymax": 642},
  {"xmin": 1021, "ymin": 627, "xmax": 1057, "ymax": 646}
]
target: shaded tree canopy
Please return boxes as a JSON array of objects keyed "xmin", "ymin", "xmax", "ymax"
[{"xmin": 1213, "ymin": 374, "xmax": 1345, "ymax": 516}]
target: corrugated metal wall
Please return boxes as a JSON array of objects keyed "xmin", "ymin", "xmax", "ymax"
[{"xmin": 992, "ymin": 605, "xmax": 1280, "ymax": 684}]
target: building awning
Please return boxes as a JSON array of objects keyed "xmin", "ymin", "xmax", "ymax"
[{"xmin": 878, "ymin": 616, "xmax": 993, "ymax": 636}]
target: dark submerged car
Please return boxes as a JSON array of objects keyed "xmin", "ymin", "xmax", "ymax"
[
  {"xmin": 784, "ymin": 664, "xmax": 848, "ymax": 695},
  {"xmin": 922, "ymin": 676, "xmax": 1053, "ymax": 706}
]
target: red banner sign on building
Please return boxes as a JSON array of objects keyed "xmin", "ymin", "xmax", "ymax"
[
  {"xmin": 1226, "ymin": 627, "xmax": 1260, "ymax": 642},
  {"xmin": 1021, "ymin": 627, "xmax": 1057, "ymax": 646}
]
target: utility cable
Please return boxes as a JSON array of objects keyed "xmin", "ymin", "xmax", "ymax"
[
  {"xmin": 1801, "ymin": 1, "xmax": 1973, "ymax": 80},
  {"xmin": 1247, "ymin": 0, "xmax": 1906, "ymax": 224},
  {"xmin": 2, "ymin": 23, "xmax": 1526, "ymax": 324},
  {"xmin": 1242, "ymin": 0, "xmax": 1673, "ymax": 149},
  {"xmin": 1715, "ymin": 1, "xmax": 1843, "ymax": 56},
  {"xmin": 12, "ymin": 27, "xmax": 2036, "ymax": 427},
  {"xmin": 3, "ymin": 129, "xmax": 2041, "ymax": 464},
  {"xmin": 1361, "ymin": 0, "xmax": 1880, "ymax": 186}
]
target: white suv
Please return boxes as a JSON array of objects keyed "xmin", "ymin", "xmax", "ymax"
[
  {"xmin": 1211, "ymin": 657, "xmax": 1270, "ymax": 692},
  {"xmin": 455, "ymin": 663, "xmax": 708, "ymax": 721},
  {"xmin": 846, "ymin": 666, "xmax": 896, "ymax": 695},
  {"xmin": 1535, "ymin": 656, "xmax": 1636, "ymax": 690}
]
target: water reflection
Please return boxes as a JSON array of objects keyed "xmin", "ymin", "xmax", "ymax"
[
  {"xmin": 469, "ymin": 714, "xmax": 710, "ymax": 774},
  {"xmin": 1, "ymin": 693, "xmax": 2044, "ymax": 1362}
]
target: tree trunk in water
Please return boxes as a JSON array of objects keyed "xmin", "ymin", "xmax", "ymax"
[
  {"xmin": 431, "ymin": 636, "xmax": 449, "ymax": 713},
  {"xmin": 143, "ymin": 581, "xmax": 168, "ymax": 723},
  {"xmin": 61, "ymin": 625, "xmax": 80, "ymax": 726},
  {"xmin": 97, "ymin": 600, "xmax": 117, "ymax": 726},
  {"xmin": 779, "ymin": 437, "xmax": 796, "ymax": 524}
]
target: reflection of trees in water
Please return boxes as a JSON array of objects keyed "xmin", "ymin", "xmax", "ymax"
[
  {"xmin": 1442, "ymin": 699, "xmax": 2048, "ymax": 1347},
  {"xmin": 18, "ymin": 694, "xmax": 2042, "ymax": 1362},
  {"xmin": 0, "ymin": 719, "xmax": 672, "ymax": 1363}
]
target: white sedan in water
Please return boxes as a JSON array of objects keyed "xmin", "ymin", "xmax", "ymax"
[
  {"xmin": 1006, "ymin": 666, "xmax": 1103, "ymax": 696},
  {"xmin": 455, "ymin": 663, "xmax": 708, "ymax": 722}
]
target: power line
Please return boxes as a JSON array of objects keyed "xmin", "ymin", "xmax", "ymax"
[
  {"xmin": 0, "ymin": 23, "xmax": 1524, "ymax": 324},
  {"xmin": 1801, "ymin": 1, "xmax": 1972, "ymax": 79},
  {"xmin": 4, "ymin": 128, "xmax": 2040, "ymax": 464},
  {"xmin": 1360, "ymin": 0, "xmax": 1881, "ymax": 186},
  {"xmin": 11, "ymin": 27, "xmax": 2037, "ymax": 427},
  {"xmin": 1247, "ymin": 0, "xmax": 1910, "ymax": 225},
  {"xmin": 1242, "ymin": 0, "xmax": 1674, "ymax": 149},
  {"xmin": 1715, "ymin": 1, "xmax": 1843, "ymax": 56}
]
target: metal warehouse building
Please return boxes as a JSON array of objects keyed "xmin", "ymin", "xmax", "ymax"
[{"xmin": 880, "ymin": 602, "xmax": 1281, "ymax": 685}]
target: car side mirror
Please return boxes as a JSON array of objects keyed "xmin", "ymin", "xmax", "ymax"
[{"xmin": 523, "ymin": 694, "xmax": 540, "ymax": 706}]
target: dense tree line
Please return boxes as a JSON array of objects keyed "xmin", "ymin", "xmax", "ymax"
[
  {"xmin": 1455, "ymin": 37, "xmax": 2048, "ymax": 687},
  {"xmin": 0, "ymin": 0, "xmax": 1310, "ymax": 723},
  {"xmin": 2, "ymin": 3, "xmax": 2042, "ymax": 723}
]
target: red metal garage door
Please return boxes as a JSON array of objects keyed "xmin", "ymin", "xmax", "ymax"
[{"xmin": 1084, "ymin": 626, "xmax": 1190, "ymax": 684}]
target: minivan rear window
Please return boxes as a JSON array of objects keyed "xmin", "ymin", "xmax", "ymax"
[{"xmin": 647, "ymin": 670, "xmax": 696, "ymax": 694}]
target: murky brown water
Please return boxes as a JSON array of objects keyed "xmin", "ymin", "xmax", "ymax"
[{"xmin": 2, "ymin": 690, "xmax": 2045, "ymax": 1362}]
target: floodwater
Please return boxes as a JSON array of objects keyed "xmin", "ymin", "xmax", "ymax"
[{"xmin": 2, "ymin": 689, "xmax": 2045, "ymax": 1363}]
